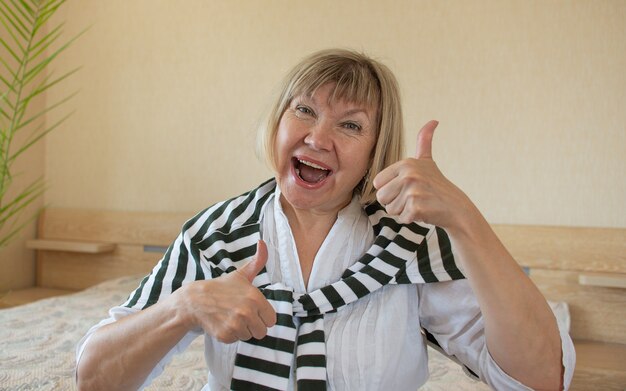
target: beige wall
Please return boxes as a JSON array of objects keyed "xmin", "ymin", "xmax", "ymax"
[{"xmin": 45, "ymin": 0, "xmax": 625, "ymax": 229}]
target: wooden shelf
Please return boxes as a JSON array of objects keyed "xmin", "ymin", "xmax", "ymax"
[
  {"xmin": 579, "ymin": 272, "xmax": 626, "ymax": 289},
  {"xmin": 26, "ymin": 239, "xmax": 115, "ymax": 254}
]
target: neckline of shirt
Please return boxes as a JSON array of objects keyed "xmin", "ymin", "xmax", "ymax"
[{"xmin": 270, "ymin": 184, "xmax": 371, "ymax": 293}]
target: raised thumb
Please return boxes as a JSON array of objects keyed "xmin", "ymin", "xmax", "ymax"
[
  {"xmin": 415, "ymin": 120, "xmax": 438, "ymax": 159},
  {"xmin": 240, "ymin": 240, "xmax": 268, "ymax": 282}
]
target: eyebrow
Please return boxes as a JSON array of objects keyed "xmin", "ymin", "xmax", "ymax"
[
  {"xmin": 339, "ymin": 108, "xmax": 374, "ymax": 126},
  {"xmin": 342, "ymin": 108, "xmax": 370, "ymax": 117},
  {"xmin": 296, "ymin": 96, "xmax": 372, "ymax": 121}
]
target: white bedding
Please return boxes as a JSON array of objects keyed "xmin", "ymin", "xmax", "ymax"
[{"xmin": 0, "ymin": 276, "xmax": 492, "ymax": 390}]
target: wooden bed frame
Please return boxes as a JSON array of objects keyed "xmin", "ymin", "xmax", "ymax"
[{"xmin": 6, "ymin": 208, "xmax": 626, "ymax": 390}]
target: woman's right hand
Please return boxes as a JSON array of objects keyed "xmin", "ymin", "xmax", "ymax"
[
  {"xmin": 171, "ymin": 240, "xmax": 277, "ymax": 343},
  {"xmin": 77, "ymin": 240, "xmax": 276, "ymax": 391}
]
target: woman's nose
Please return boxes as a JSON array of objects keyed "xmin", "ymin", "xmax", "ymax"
[{"xmin": 304, "ymin": 122, "xmax": 333, "ymax": 151}]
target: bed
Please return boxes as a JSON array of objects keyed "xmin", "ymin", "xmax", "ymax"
[
  {"xmin": 0, "ymin": 275, "xmax": 492, "ymax": 390},
  {"xmin": 0, "ymin": 208, "xmax": 624, "ymax": 390}
]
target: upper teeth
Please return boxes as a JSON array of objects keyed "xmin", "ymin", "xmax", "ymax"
[{"xmin": 298, "ymin": 159, "xmax": 328, "ymax": 170}]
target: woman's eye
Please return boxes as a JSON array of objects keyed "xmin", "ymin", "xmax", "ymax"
[
  {"xmin": 295, "ymin": 105, "xmax": 313, "ymax": 116},
  {"xmin": 343, "ymin": 122, "xmax": 361, "ymax": 131}
]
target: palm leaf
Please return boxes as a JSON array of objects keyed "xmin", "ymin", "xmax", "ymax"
[
  {"xmin": 0, "ymin": 34, "xmax": 22, "ymax": 63},
  {"xmin": 8, "ymin": 0, "xmax": 32, "ymax": 25},
  {"xmin": 0, "ymin": 0, "xmax": 80, "ymax": 248},
  {"xmin": 0, "ymin": 177, "xmax": 44, "ymax": 221},
  {"xmin": 0, "ymin": 9, "xmax": 26, "ymax": 54},
  {"xmin": 23, "ymin": 28, "xmax": 85, "ymax": 85},
  {"xmin": 29, "ymin": 21, "xmax": 62, "ymax": 56},
  {"xmin": 16, "ymin": 0, "xmax": 33, "ymax": 16},
  {"xmin": 0, "ymin": 2, "xmax": 28, "ymax": 41},
  {"xmin": 13, "ymin": 89, "xmax": 77, "ymax": 133},
  {"xmin": 9, "ymin": 109, "xmax": 74, "ymax": 163}
]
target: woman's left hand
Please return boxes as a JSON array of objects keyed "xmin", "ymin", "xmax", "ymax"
[
  {"xmin": 372, "ymin": 120, "xmax": 476, "ymax": 230},
  {"xmin": 374, "ymin": 121, "xmax": 565, "ymax": 389}
]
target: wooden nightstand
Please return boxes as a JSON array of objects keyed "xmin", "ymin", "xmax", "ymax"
[
  {"xmin": 571, "ymin": 340, "xmax": 626, "ymax": 391},
  {"xmin": 0, "ymin": 287, "xmax": 74, "ymax": 309},
  {"xmin": 0, "ymin": 238, "xmax": 116, "ymax": 309}
]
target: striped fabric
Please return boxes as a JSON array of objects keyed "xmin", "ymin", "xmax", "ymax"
[{"xmin": 122, "ymin": 179, "xmax": 468, "ymax": 390}]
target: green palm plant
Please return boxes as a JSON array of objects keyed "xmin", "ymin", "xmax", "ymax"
[{"xmin": 0, "ymin": 0, "xmax": 81, "ymax": 248}]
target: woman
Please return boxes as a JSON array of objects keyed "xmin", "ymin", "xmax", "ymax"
[{"xmin": 76, "ymin": 49, "xmax": 574, "ymax": 390}]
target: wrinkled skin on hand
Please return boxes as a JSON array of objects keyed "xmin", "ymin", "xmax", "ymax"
[
  {"xmin": 373, "ymin": 120, "xmax": 475, "ymax": 230},
  {"xmin": 171, "ymin": 240, "xmax": 277, "ymax": 343}
]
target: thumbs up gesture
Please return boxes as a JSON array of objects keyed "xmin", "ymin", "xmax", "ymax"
[
  {"xmin": 372, "ymin": 120, "xmax": 475, "ymax": 229},
  {"xmin": 415, "ymin": 120, "xmax": 436, "ymax": 159},
  {"xmin": 173, "ymin": 240, "xmax": 277, "ymax": 344},
  {"xmin": 239, "ymin": 239, "xmax": 270, "ymax": 282}
]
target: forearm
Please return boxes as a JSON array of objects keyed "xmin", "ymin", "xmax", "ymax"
[
  {"xmin": 76, "ymin": 256, "xmax": 276, "ymax": 391},
  {"xmin": 76, "ymin": 299, "xmax": 191, "ymax": 391},
  {"xmin": 448, "ymin": 208, "xmax": 562, "ymax": 390}
]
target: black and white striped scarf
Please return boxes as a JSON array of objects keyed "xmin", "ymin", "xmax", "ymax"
[{"xmin": 124, "ymin": 179, "xmax": 467, "ymax": 390}]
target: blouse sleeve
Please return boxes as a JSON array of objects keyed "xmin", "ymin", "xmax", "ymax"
[
  {"xmin": 417, "ymin": 279, "xmax": 576, "ymax": 390},
  {"xmin": 75, "ymin": 208, "xmax": 215, "ymax": 389}
]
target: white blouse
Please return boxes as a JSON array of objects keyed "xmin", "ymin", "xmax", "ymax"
[{"xmin": 77, "ymin": 187, "xmax": 575, "ymax": 390}]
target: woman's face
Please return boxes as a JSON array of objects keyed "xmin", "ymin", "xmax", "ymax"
[{"xmin": 274, "ymin": 83, "xmax": 378, "ymax": 215}]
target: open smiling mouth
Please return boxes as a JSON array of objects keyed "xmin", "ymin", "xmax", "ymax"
[{"xmin": 292, "ymin": 157, "xmax": 332, "ymax": 184}]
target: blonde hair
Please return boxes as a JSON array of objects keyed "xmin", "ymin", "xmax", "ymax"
[{"xmin": 258, "ymin": 48, "xmax": 404, "ymax": 205}]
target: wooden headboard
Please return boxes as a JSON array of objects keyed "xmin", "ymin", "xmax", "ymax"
[
  {"xmin": 29, "ymin": 208, "xmax": 190, "ymax": 290},
  {"xmin": 492, "ymin": 225, "xmax": 626, "ymax": 345},
  {"xmin": 28, "ymin": 208, "xmax": 626, "ymax": 389},
  {"xmin": 491, "ymin": 225, "xmax": 626, "ymax": 389}
]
